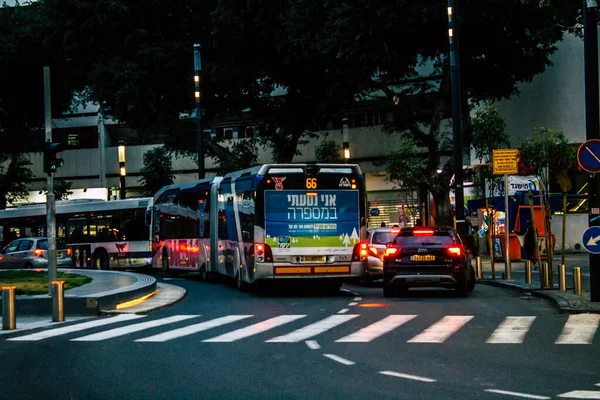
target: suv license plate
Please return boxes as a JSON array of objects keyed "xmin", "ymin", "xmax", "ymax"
[
  {"xmin": 410, "ymin": 255, "xmax": 435, "ymax": 261},
  {"xmin": 303, "ymin": 256, "xmax": 326, "ymax": 262}
]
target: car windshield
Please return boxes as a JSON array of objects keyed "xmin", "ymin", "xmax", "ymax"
[{"xmin": 372, "ymin": 232, "xmax": 397, "ymax": 245}]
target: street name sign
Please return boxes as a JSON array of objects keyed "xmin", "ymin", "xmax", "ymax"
[
  {"xmin": 582, "ymin": 226, "xmax": 600, "ymax": 254},
  {"xmin": 493, "ymin": 149, "xmax": 519, "ymax": 175},
  {"xmin": 577, "ymin": 139, "xmax": 600, "ymax": 173}
]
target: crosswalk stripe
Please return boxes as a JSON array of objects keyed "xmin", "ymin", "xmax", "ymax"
[
  {"xmin": 135, "ymin": 315, "xmax": 253, "ymax": 342},
  {"xmin": 202, "ymin": 315, "xmax": 306, "ymax": 342},
  {"xmin": 407, "ymin": 315, "xmax": 473, "ymax": 343},
  {"xmin": 71, "ymin": 315, "xmax": 200, "ymax": 342},
  {"xmin": 555, "ymin": 314, "xmax": 600, "ymax": 345},
  {"xmin": 7, "ymin": 314, "xmax": 145, "ymax": 342},
  {"xmin": 486, "ymin": 316, "xmax": 537, "ymax": 344},
  {"xmin": 335, "ymin": 315, "xmax": 417, "ymax": 343},
  {"xmin": 265, "ymin": 314, "xmax": 359, "ymax": 343}
]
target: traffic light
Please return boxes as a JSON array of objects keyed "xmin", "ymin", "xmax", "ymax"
[{"xmin": 43, "ymin": 142, "xmax": 64, "ymax": 174}]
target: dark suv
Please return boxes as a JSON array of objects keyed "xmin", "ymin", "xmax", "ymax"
[{"xmin": 382, "ymin": 226, "xmax": 476, "ymax": 297}]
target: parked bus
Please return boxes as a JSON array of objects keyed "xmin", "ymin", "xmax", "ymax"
[
  {"xmin": 0, "ymin": 198, "xmax": 153, "ymax": 270},
  {"xmin": 149, "ymin": 164, "xmax": 367, "ymax": 292}
]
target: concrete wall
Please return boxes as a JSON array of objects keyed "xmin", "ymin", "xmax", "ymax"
[{"xmin": 551, "ymin": 213, "xmax": 588, "ymax": 254}]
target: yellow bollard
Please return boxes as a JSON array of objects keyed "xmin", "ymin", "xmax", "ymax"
[
  {"xmin": 2, "ymin": 286, "xmax": 16, "ymax": 330},
  {"xmin": 573, "ymin": 267, "xmax": 582, "ymax": 296},
  {"xmin": 525, "ymin": 260, "xmax": 532, "ymax": 284},
  {"xmin": 51, "ymin": 281, "xmax": 65, "ymax": 322},
  {"xmin": 476, "ymin": 256, "xmax": 483, "ymax": 279},
  {"xmin": 559, "ymin": 264, "xmax": 567, "ymax": 292},
  {"xmin": 542, "ymin": 262, "xmax": 550, "ymax": 289}
]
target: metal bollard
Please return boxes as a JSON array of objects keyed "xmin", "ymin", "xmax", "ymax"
[
  {"xmin": 2, "ymin": 286, "xmax": 16, "ymax": 330},
  {"xmin": 476, "ymin": 256, "xmax": 483, "ymax": 279},
  {"xmin": 525, "ymin": 260, "xmax": 532, "ymax": 284},
  {"xmin": 542, "ymin": 262, "xmax": 550, "ymax": 289},
  {"xmin": 559, "ymin": 264, "xmax": 567, "ymax": 292},
  {"xmin": 51, "ymin": 281, "xmax": 65, "ymax": 322},
  {"xmin": 573, "ymin": 267, "xmax": 582, "ymax": 296}
]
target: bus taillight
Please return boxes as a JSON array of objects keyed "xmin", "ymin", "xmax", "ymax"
[
  {"xmin": 255, "ymin": 243, "xmax": 273, "ymax": 263},
  {"xmin": 352, "ymin": 241, "xmax": 368, "ymax": 262}
]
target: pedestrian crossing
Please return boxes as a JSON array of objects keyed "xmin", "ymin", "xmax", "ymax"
[{"xmin": 3, "ymin": 313, "xmax": 599, "ymax": 345}]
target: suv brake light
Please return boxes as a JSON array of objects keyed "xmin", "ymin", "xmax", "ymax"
[
  {"xmin": 413, "ymin": 229, "xmax": 434, "ymax": 236},
  {"xmin": 447, "ymin": 246, "xmax": 462, "ymax": 257},
  {"xmin": 385, "ymin": 247, "xmax": 399, "ymax": 257},
  {"xmin": 33, "ymin": 248, "xmax": 43, "ymax": 257},
  {"xmin": 368, "ymin": 246, "xmax": 378, "ymax": 257}
]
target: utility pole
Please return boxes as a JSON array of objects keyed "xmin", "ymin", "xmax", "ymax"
[
  {"xmin": 583, "ymin": 0, "xmax": 599, "ymax": 301},
  {"xmin": 448, "ymin": 0, "xmax": 466, "ymax": 239},
  {"xmin": 194, "ymin": 44, "xmax": 204, "ymax": 179},
  {"xmin": 43, "ymin": 67, "xmax": 56, "ymax": 294}
]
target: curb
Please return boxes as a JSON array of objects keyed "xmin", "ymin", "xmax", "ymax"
[{"xmin": 102, "ymin": 282, "xmax": 187, "ymax": 314}]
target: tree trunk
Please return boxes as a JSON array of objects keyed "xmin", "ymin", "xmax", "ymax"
[{"xmin": 430, "ymin": 175, "xmax": 453, "ymax": 226}]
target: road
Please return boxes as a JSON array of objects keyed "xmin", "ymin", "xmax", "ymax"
[{"xmin": 0, "ymin": 275, "xmax": 598, "ymax": 400}]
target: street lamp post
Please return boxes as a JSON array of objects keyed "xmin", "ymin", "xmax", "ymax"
[
  {"xmin": 118, "ymin": 143, "xmax": 126, "ymax": 199},
  {"xmin": 448, "ymin": 0, "xmax": 466, "ymax": 240},
  {"xmin": 194, "ymin": 44, "xmax": 205, "ymax": 179},
  {"xmin": 342, "ymin": 116, "xmax": 350, "ymax": 161}
]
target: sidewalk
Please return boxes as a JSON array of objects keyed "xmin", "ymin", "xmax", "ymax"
[{"xmin": 476, "ymin": 253, "xmax": 600, "ymax": 314}]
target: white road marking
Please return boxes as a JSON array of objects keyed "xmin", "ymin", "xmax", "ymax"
[
  {"xmin": 354, "ymin": 297, "xmax": 362, "ymax": 301},
  {"xmin": 323, "ymin": 354, "xmax": 355, "ymax": 366},
  {"xmin": 555, "ymin": 314, "xmax": 600, "ymax": 345},
  {"xmin": 407, "ymin": 315, "xmax": 474, "ymax": 343},
  {"xmin": 486, "ymin": 316, "xmax": 536, "ymax": 344},
  {"xmin": 71, "ymin": 315, "xmax": 200, "ymax": 342},
  {"xmin": 485, "ymin": 389, "xmax": 551, "ymax": 399},
  {"xmin": 0, "ymin": 316, "xmax": 92, "ymax": 335},
  {"xmin": 596, "ymin": 384, "xmax": 600, "ymax": 387},
  {"xmin": 336, "ymin": 315, "xmax": 417, "ymax": 343},
  {"xmin": 7, "ymin": 314, "xmax": 145, "ymax": 342},
  {"xmin": 202, "ymin": 315, "xmax": 306, "ymax": 342},
  {"xmin": 266, "ymin": 314, "xmax": 359, "ymax": 343},
  {"xmin": 305, "ymin": 340, "xmax": 321, "ymax": 350},
  {"xmin": 557, "ymin": 390, "xmax": 600, "ymax": 399},
  {"xmin": 337, "ymin": 309, "xmax": 350, "ymax": 314},
  {"xmin": 348, "ymin": 302, "xmax": 358, "ymax": 306},
  {"xmin": 135, "ymin": 315, "xmax": 253, "ymax": 342},
  {"xmin": 379, "ymin": 370, "xmax": 436, "ymax": 383}
]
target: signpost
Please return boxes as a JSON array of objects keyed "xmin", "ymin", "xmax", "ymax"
[{"xmin": 493, "ymin": 149, "xmax": 519, "ymax": 280}]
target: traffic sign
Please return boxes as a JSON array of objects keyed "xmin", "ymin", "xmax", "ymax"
[
  {"xmin": 492, "ymin": 149, "xmax": 519, "ymax": 175},
  {"xmin": 577, "ymin": 139, "xmax": 600, "ymax": 173},
  {"xmin": 582, "ymin": 226, "xmax": 600, "ymax": 254}
]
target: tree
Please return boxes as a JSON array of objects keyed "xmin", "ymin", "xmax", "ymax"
[
  {"xmin": 53, "ymin": 179, "xmax": 74, "ymax": 201},
  {"xmin": 139, "ymin": 146, "xmax": 175, "ymax": 197},
  {"xmin": 314, "ymin": 138, "xmax": 343, "ymax": 163},
  {"xmin": 0, "ymin": 154, "xmax": 34, "ymax": 209},
  {"xmin": 213, "ymin": 138, "xmax": 259, "ymax": 176},
  {"xmin": 519, "ymin": 126, "xmax": 576, "ymax": 284}
]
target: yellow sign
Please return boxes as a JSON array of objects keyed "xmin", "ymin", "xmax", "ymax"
[{"xmin": 492, "ymin": 149, "xmax": 519, "ymax": 175}]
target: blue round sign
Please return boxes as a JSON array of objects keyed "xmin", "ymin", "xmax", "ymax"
[
  {"xmin": 578, "ymin": 139, "xmax": 600, "ymax": 173},
  {"xmin": 582, "ymin": 226, "xmax": 600, "ymax": 254},
  {"xmin": 370, "ymin": 208, "xmax": 380, "ymax": 217}
]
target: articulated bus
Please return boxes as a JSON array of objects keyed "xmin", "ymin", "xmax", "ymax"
[
  {"xmin": 149, "ymin": 164, "xmax": 367, "ymax": 291},
  {"xmin": 0, "ymin": 198, "xmax": 153, "ymax": 270}
]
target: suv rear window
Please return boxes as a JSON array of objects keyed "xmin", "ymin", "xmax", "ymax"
[
  {"xmin": 394, "ymin": 232, "xmax": 455, "ymax": 246},
  {"xmin": 372, "ymin": 232, "xmax": 397, "ymax": 245}
]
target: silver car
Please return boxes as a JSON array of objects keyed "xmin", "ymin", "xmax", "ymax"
[
  {"xmin": 0, "ymin": 237, "xmax": 71, "ymax": 269},
  {"xmin": 363, "ymin": 227, "xmax": 401, "ymax": 285}
]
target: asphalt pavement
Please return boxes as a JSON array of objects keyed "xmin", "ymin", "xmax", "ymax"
[{"xmin": 0, "ymin": 273, "xmax": 598, "ymax": 400}]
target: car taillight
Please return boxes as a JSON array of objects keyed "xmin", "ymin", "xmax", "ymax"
[
  {"xmin": 368, "ymin": 246, "xmax": 378, "ymax": 257},
  {"xmin": 385, "ymin": 247, "xmax": 399, "ymax": 257},
  {"xmin": 352, "ymin": 241, "xmax": 369, "ymax": 262},
  {"xmin": 33, "ymin": 248, "xmax": 43, "ymax": 257},
  {"xmin": 255, "ymin": 243, "xmax": 273, "ymax": 263},
  {"xmin": 66, "ymin": 248, "xmax": 72, "ymax": 256},
  {"xmin": 447, "ymin": 246, "xmax": 462, "ymax": 257}
]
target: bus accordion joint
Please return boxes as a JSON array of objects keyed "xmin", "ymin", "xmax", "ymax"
[{"xmin": 255, "ymin": 243, "xmax": 273, "ymax": 263}]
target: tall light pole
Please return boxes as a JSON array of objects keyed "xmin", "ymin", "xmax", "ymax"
[
  {"xmin": 118, "ymin": 142, "xmax": 126, "ymax": 199},
  {"xmin": 194, "ymin": 43, "xmax": 204, "ymax": 179},
  {"xmin": 448, "ymin": 0, "xmax": 466, "ymax": 239},
  {"xmin": 583, "ymin": 0, "xmax": 599, "ymax": 301},
  {"xmin": 342, "ymin": 115, "xmax": 350, "ymax": 161}
]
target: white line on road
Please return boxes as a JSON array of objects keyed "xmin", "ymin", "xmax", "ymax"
[
  {"xmin": 557, "ymin": 390, "xmax": 600, "ymax": 399},
  {"xmin": 266, "ymin": 314, "xmax": 359, "ymax": 343},
  {"xmin": 379, "ymin": 370, "xmax": 436, "ymax": 383},
  {"xmin": 7, "ymin": 314, "xmax": 145, "ymax": 342},
  {"xmin": 337, "ymin": 309, "xmax": 350, "ymax": 314},
  {"xmin": 407, "ymin": 315, "xmax": 474, "ymax": 343},
  {"xmin": 202, "ymin": 315, "xmax": 306, "ymax": 342},
  {"xmin": 336, "ymin": 315, "xmax": 417, "ymax": 343},
  {"xmin": 484, "ymin": 389, "xmax": 551, "ymax": 399},
  {"xmin": 596, "ymin": 383, "xmax": 600, "ymax": 387},
  {"xmin": 135, "ymin": 315, "xmax": 253, "ymax": 342},
  {"xmin": 354, "ymin": 297, "xmax": 362, "ymax": 301},
  {"xmin": 0, "ymin": 316, "xmax": 92, "ymax": 335},
  {"xmin": 305, "ymin": 340, "xmax": 321, "ymax": 350},
  {"xmin": 348, "ymin": 302, "xmax": 358, "ymax": 306},
  {"xmin": 323, "ymin": 354, "xmax": 355, "ymax": 366},
  {"xmin": 555, "ymin": 314, "xmax": 600, "ymax": 345},
  {"xmin": 70, "ymin": 315, "xmax": 200, "ymax": 342},
  {"xmin": 486, "ymin": 316, "xmax": 536, "ymax": 344}
]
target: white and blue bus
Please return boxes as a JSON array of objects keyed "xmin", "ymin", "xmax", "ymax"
[{"xmin": 150, "ymin": 164, "xmax": 367, "ymax": 291}]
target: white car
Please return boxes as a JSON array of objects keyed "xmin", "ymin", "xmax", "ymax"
[
  {"xmin": 363, "ymin": 227, "xmax": 401, "ymax": 285},
  {"xmin": 0, "ymin": 237, "xmax": 71, "ymax": 269}
]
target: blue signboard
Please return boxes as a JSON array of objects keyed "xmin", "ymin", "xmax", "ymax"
[
  {"xmin": 264, "ymin": 190, "xmax": 360, "ymax": 254},
  {"xmin": 582, "ymin": 226, "xmax": 600, "ymax": 254},
  {"xmin": 370, "ymin": 208, "xmax": 380, "ymax": 217},
  {"xmin": 578, "ymin": 139, "xmax": 600, "ymax": 173}
]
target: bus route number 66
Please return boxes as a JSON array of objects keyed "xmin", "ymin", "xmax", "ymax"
[{"xmin": 306, "ymin": 178, "xmax": 317, "ymax": 189}]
